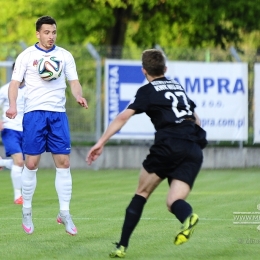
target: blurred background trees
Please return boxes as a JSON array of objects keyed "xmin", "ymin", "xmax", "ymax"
[{"xmin": 0, "ymin": 0, "xmax": 260, "ymax": 58}]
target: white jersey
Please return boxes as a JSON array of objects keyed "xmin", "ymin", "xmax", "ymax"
[
  {"xmin": 12, "ymin": 44, "xmax": 78, "ymax": 113},
  {"xmin": 0, "ymin": 82, "xmax": 25, "ymax": 131}
]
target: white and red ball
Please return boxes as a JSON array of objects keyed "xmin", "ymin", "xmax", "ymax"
[{"xmin": 37, "ymin": 56, "xmax": 63, "ymax": 81}]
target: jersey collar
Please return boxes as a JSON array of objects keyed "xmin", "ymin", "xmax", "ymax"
[
  {"xmin": 152, "ymin": 76, "xmax": 168, "ymax": 82},
  {"xmin": 35, "ymin": 42, "xmax": 56, "ymax": 53}
]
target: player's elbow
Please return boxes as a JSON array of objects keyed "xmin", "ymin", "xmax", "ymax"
[
  {"xmin": 117, "ymin": 109, "xmax": 134, "ymax": 122},
  {"xmin": 117, "ymin": 111, "xmax": 131, "ymax": 123}
]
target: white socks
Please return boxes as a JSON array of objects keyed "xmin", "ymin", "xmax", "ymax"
[
  {"xmin": 22, "ymin": 165, "xmax": 37, "ymax": 208},
  {"xmin": 55, "ymin": 168, "xmax": 72, "ymax": 211},
  {"xmin": 11, "ymin": 165, "xmax": 23, "ymax": 200},
  {"xmin": 20, "ymin": 166, "xmax": 72, "ymax": 211},
  {"xmin": 0, "ymin": 159, "xmax": 22, "ymax": 200},
  {"xmin": 0, "ymin": 158, "xmax": 13, "ymax": 169}
]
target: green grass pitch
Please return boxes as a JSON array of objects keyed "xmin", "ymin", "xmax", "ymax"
[{"xmin": 0, "ymin": 167, "xmax": 260, "ymax": 260}]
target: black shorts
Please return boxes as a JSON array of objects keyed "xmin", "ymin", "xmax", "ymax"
[{"xmin": 142, "ymin": 138, "xmax": 203, "ymax": 189}]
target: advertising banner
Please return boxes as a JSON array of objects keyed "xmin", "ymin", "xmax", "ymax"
[{"xmin": 105, "ymin": 60, "xmax": 248, "ymax": 141}]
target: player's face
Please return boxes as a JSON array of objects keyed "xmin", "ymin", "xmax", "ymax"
[{"xmin": 36, "ymin": 24, "xmax": 57, "ymax": 50}]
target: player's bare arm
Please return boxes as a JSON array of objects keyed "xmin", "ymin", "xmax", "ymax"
[
  {"xmin": 6, "ymin": 80, "xmax": 20, "ymax": 119},
  {"xmin": 87, "ymin": 109, "xmax": 135, "ymax": 165},
  {"xmin": 69, "ymin": 80, "xmax": 88, "ymax": 109}
]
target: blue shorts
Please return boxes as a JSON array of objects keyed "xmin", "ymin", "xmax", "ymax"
[
  {"xmin": 1, "ymin": 128, "xmax": 23, "ymax": 157},
  {"xmin": 22, "ymin": 111, "xmax": 71, "ymax": 155}
]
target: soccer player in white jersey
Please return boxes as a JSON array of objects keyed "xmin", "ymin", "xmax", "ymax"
[
  {"xmin": 6, "ymin": 16, "xmax": 88, "ymax": 235},
  {"xmin": 0, "ymin": 63, "xmax": 25, "ymax": 204}
]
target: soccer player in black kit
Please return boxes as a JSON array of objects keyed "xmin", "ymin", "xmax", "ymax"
[{"xmin": 87, "ymin": 49, "xmax": 207, "ymax": 258}]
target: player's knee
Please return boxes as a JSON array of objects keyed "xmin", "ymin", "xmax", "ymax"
[
  {"xmin": 14, "ymin": 159, "xmax": 24, "ymax": 168},
  {"xmin": 25, "ymin": 162, "xmax": 38, "ymax": 170},
  {"xmin": 53, "ymin": 155, "xmax": 70, "ymax": 168},
  {"xmin": 59, "ymin": 160, "xmax": 70, "ymax": 168}
]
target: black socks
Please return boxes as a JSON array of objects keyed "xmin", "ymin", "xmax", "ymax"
[
  {"xmin": 119, "ymin": 194, "xmax": 147, "ymax": 248},
  {"xmin": 170, "ymin": 199, "xmax": 192, "ymax": 223},
  {"xmin": 117, "ymin": 196, "xmax": 191, "ymax": 248}
]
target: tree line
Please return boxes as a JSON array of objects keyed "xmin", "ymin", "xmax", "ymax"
[{"xmin": 0, "ymin": 0, "xmax": 260, "ymax": 58}]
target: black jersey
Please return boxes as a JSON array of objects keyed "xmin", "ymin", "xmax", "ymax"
[{"xmin": 128, "ymin": 77, "xmax": 207, "ymax": 148}]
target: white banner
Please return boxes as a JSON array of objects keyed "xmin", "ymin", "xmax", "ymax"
[
  {"xmin": 105, "ymin": 60, "xmax": 248, "ymax": 141},
  {"xmin": 254, "ymin": 64, "xmax": 260, "ymax": 143}
]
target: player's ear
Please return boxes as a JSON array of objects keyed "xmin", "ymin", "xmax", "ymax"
[
  {"xmin": 36, "ymin": 31, "xmax": 40, "ymax": 40},
  {"xmin": 164, "ymin": 66, "xmax": 167, "ymax": 73},
  {"xmin": 142, "ymin": 67, "xmax": 147, "ymax": 75}
]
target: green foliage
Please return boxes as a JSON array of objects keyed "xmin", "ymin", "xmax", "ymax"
[
  {"xmin": 51, "ymin": 0, "xmax": 115, "ymax": 45},
  {"xmin": 1, "ymin": 0, "xmax": 260, "ymax": 52},
  {"xmin": 0, "ymin": 0, "xmax": 56, "ymax": 45}
]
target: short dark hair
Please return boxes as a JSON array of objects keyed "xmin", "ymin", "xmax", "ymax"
[
  {"xmin": 36, "ymin": 16, "xmax": 56, "ymax": 31},
  {"xmin": 142, "ymin": 49, "xmax": 166, "ymax": 76},
  {"xmin": 12, "ymin": 62, "xmax": 15, "ymax": 71}
]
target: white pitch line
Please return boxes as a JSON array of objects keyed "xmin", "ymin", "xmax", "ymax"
[{"xmin": 0, "ymin": 217, "xmax": 232, "ymax": 221}]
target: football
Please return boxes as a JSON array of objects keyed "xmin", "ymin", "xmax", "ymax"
[{"xmin": 37, "ymin": 56, "xmax": 63, "ymax": 81}]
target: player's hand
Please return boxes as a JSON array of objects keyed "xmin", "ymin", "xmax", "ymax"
[
  {"xmin": 6, "ymin": 107, "xmax": 17, "ymax": 119},
  {"xmin": 77, "ymin": 96, "xmax": 88, "ymax": 109},
  {"xmin": 86, "ymin": 143, "xmax": 104, "ymax": 165}
]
